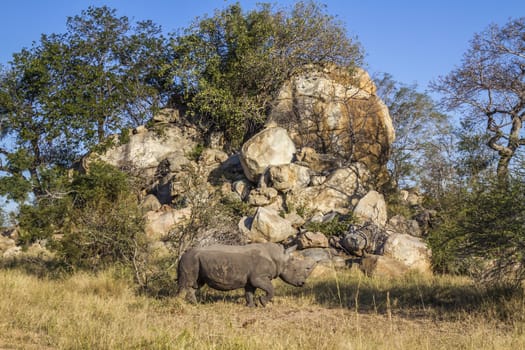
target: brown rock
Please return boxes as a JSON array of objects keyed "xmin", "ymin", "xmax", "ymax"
[
  {"xmin": 296, "ymin": 231, "xmax": 329, "ymax": 249},
  {"xmin": 360, "ymin": 254, "xmax": 409, "ymax": 278},
  {"xmin": 268, "ymin": 163, "xmax": 310, "ymax": 192}
]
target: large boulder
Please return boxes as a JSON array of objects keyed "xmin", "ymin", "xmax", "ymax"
[
  {"xmin": 360, "ymin": 254, "xmax": 409, "ymax": 278},
  {"xmin": 144, "ymin": 206, "xmax": 192, "ymax": 239},
  {"xmin": 296, "ymin": 231, "xmax": 329, "ymax": 249},
  {"xmin": 269, "ymin": 64, "xmax": 395, "ymax": 186},
  {"xmin": 382, "ymin": 233, "xmax": 432, "ymax": 274},
  {"xmin": 323, "ymin": 164, "xmax": 370, "ymax": 197},
  {"xmin": 353, "ymin": 190, "xmax": 388, "ymax": 227},
  {"xmin": 0, "ymin": 236, "xmax": 16, "ymax": 254},
  {"xmin": 288, "ymin": 185, "xmax": 350, "ymax": 215},
  {"xmin": 240, "ymin": 126, "xmax": 296, "ymax": 182},
  {"xmin": 245, "ymin": 207, "xmax": 297, "ymax": 243}
]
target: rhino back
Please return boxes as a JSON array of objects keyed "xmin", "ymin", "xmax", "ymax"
[
  {"xmin": 199, "ymin": 243, "xmax": 287, "ymax": 266},
  {"xmin": 196, "ymin": 249, "xmax": 278, "ymax": 291}
]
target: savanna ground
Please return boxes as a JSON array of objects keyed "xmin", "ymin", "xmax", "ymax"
[{"xmin": 1, "ymin": 265, "xmax": 525, "ymax": 350}]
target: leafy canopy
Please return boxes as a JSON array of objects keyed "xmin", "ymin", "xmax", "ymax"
[
  {"xmin": 170, "ymin": 1, "xmax": 363, "ymax": 149},
  {"xmin": 0, "ymin": 6, "xmax": 170, "ymax": 204}
]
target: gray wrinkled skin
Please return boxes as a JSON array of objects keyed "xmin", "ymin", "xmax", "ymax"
[{"xmin": 176, "ymin": 243, "xmax": 315, "ymax": 307}]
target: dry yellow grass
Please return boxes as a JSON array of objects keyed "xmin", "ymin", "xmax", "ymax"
[{"xmin": 0, "ymin": 267, "xmax": 524, "ymax": 349}]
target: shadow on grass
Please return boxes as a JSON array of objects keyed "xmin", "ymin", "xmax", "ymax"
[
  {"xmin": 197, "ymin": 290, "xmax": 247, "ymax": 305},
  {"xmin": 278, "ymin": 269, "xmax": 523, "ymax": 320}
]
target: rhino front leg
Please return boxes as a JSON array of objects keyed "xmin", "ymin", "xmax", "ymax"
[
  {"xmin": 177, "ymin": 287, "xmax": 198, "ymax": 304},
  {"xmin": 250, "ymin": 277, "xmax": 274, "ymax": 307},
  {"xmin": 185, "ymin": 287, "xmax": 198, "ymax": 304},
  {"xmin": 244, "ymin": 285, "xmax": 256, "ymax": 307}
]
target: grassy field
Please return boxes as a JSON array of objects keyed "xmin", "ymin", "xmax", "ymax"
[{"xmin": 1, "ymin": 266, "xmax": 525, "ymax": 349}]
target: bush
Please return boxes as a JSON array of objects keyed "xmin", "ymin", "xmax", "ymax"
[
  {"xmin": 428, "ymin": 176, "xmax": 525, "ymax": 285},
  {"xmin": 17, "ymin": 162, "xmax": 146, "ymax": 272}
]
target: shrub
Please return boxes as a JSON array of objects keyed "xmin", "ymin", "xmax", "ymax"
[
  {"xmin": 17, "ymin": 162, "xmax": 146, "ymax": 272},
  {"xmin": 428, "ymin": 176, "xmax": 525, "ymax": 286}
]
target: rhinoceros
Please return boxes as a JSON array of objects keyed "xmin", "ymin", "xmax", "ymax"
[{"xmin": 176, "ymin": 243, "xmax": 315, "ymax": 307}]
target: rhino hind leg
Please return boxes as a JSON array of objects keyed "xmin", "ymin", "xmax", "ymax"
[
  {"xmin": 244, "ymin": 285, "xmax": 256, "ymax": 307},
  {"xmin": 250, "ymin": 277, "xmax": 274, "ymax": 307}
]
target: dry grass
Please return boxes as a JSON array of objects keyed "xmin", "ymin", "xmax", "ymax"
[{"xmin": 1, "ymin": 267, "xmax": 525, "ymax": 349}]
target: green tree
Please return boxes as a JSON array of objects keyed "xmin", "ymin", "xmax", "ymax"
[
  {"xmin": 0, "ymin": 6, "xmax": 169, "ymax": 203},
  {"xmin": 170, "ymin": 1, "xmax": 363, "ymax": 149},
  {"xmin": 454, "ymin": 121, "xmax": 498, "ymax": 182},
  {"xmin": 432, "ymin": 17, "xmax": 525, "ymax": 179},
  {"xmin": 0, "ymin": 47, "xmax": 58, "ymax": 201},
  {"xmin": 375, "ymin": 73, "xmax": 452, "ymax": 191},
  {"xmin": 62, "ymin": 6, "xmax": 171, "ymax": 142}
]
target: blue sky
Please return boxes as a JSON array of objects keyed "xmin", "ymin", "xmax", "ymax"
[{"xmin": 1, "ymin": 0, "xmax": 523, "ymax": 92}]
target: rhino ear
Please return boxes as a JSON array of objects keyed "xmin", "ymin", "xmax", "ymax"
[{"xmin": 285, "ymin": 244, "xmax": 298, "ymax": 255}]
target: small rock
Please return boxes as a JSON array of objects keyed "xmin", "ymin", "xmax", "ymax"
[
  {"xmin": 247, "ymin": 187, "xmax": 279, "ymax": 206},
  {"xmin": 296, "ymin": 231, "xmax": 329, "ymax": 249}
]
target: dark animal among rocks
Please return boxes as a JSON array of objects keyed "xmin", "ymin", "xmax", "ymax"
[{"xmin": 176, "ymin": 243, "xmax": 316, "ymax": 307}]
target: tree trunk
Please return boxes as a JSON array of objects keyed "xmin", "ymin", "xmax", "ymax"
[{"xmin": 496, "ymin": 154, "xmax": 511, "ymax": 180}]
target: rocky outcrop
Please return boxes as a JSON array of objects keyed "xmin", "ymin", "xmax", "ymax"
[
  {"xmin": 269, "ymin": 64, "xmax": 395, "ymax": 187},
  {"xmin": 2, "ymin": 63, "xmax": 434, "ymax": 278},
  {"xmin": 94, "ymin": 123, "xmax": 199, "ymax": 180}
]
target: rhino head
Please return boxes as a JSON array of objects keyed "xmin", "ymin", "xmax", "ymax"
[{"xmin": 279, "ymin": 256, "xmax": 316, "ymax": 287}]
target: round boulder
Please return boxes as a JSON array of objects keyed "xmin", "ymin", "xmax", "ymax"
[{"xmin": 240, "ymin": 126, "xmax": 296, "ymax": 182}]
